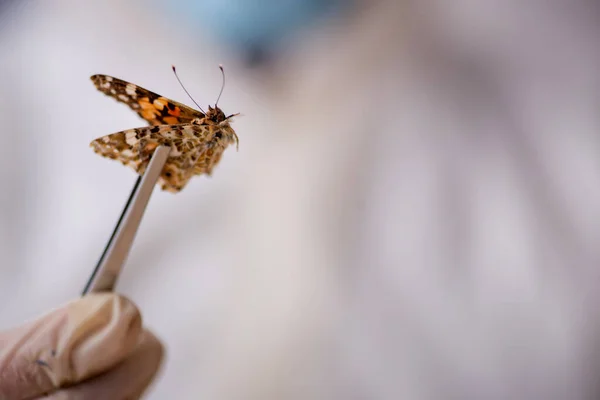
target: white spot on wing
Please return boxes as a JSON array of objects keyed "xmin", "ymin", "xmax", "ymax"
[
  {"xmin": 182, "ymin": 126, "xmax": 196, "ymax": 137},
  {"xmin": 125, "ymin": 84, "xmax": 137, "ymax": 97},
  {"xmin": 125, "ymin": 131, "xmax": 138, "ymax": 146}
]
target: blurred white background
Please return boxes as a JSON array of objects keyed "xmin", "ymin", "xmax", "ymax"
[{"xmin": 0, "ymin": 0, "xmax": 599, "ymax": 398}]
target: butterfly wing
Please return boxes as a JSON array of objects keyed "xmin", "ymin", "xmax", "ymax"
[
  {"xmin": 193, "ymin": 145, "xmax": 226, "ymax": 176},
  {"xmin": 91, "ymin": 124, "xmax": 214, "ymax": 192},
  {"xmin": 158, "ymin": 147, "xmax": 205, "ymax": 192},
  {"xmin": 91, "ymin": 75, "xmax": 204, "ymax": 126}
]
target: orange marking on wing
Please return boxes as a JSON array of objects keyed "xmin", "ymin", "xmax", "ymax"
[
  {"xmin": 168, "ymin": 106, "xmax": 181, "ymax": 117},
  {"xmin": 153, "ymin": 98, "xmax": 168, "ymax": 110},
  {"xmin": 163, "ymin": 116, "xmax": 179, "ymax": 124},
  {"xmin": 142, "ymin": 109, "xmax": 159, "ymax": 120},
  {"xmin": 139, "ymin": 98, "xmax": 155, "ymax": 110}
]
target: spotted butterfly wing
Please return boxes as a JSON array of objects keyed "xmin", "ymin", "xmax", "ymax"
[
  {"xmin": 193, "ymin": 145, "xmax": 227, "ymax": 176},
  {"xmin": 91, "ymin": 123, "xmax": 219, "ymax": 192},
  {"xmin": 90, "ymin": 75, "xmax": 204, "ymax": 126}
]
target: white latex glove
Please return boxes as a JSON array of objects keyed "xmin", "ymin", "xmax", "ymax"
[{"xmin": 0, "ymin": 293, "xmax": 163, "ymax": 399}]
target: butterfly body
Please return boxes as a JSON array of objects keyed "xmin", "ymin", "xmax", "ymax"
[{"xmin": 90, "ymin": 74, "xmax": 238, "ymax": 193}]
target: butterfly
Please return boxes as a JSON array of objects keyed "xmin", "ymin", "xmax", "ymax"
[{"xmin": 89, "ymin": 66, "xmax": 239, "ymax": 193}]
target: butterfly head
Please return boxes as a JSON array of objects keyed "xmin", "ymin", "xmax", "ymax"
[{"xmin": 206, "ymin": 105, "xmax": 227, "ymax": 123}]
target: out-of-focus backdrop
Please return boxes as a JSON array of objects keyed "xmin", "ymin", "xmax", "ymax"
[{"xmin": 1, "ymin": 0, "xmax": 599, "ymax": 398}]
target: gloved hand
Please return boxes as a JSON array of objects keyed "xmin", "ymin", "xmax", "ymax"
[{"xmin": 0, "ymin": 293, "xmax": 163, "ymax": 399}]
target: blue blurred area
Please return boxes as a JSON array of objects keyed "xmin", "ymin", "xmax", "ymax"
[{"xmin": 158, "ymin": 0, "xmax": 346, "ymax": 63}]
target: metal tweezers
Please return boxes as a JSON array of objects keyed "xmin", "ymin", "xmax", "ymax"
[{"xmin": 82, "ymin": 146, "xmax": 171, "ymax": 295}]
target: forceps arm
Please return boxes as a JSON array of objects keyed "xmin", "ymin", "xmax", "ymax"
[{"xmin": 82, "ymin": 146, "xmax": 171, "ymax": 295}]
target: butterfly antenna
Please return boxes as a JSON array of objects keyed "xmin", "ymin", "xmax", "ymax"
[
  {"xmin": 172, "ymin": 65, "xmax": 206, "ymax": 113},
  {"xmin": 215, "ymin": 64, "xmax": 225, "ymax": 107}
]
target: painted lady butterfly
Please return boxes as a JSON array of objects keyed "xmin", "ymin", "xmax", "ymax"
[{"xmin": 90, "ymin": 66, "xmax": 239, "ymax": 193}]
